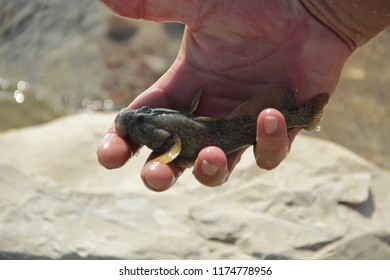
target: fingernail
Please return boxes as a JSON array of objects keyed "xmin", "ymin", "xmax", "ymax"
[
  {"xmin": 263, "ymin": 115, "xmax": 279, "ymax": 134},
  {"xmin": 201, "ymin": 160, "xmax": 219, "ymax": 176}
]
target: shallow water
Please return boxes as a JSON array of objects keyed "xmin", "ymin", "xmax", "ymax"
[
  {"xmin": 0, "ymin": 0, "xmax": 112, "ymax": 128},
  {"xmin": 0, "ymin": 0, "xmax": 182, "ymax": 129}
]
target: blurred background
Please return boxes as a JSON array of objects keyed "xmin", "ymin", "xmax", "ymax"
[{"xmin": 1, "ymin": 0, "xmax": 389, "ymax": 170}]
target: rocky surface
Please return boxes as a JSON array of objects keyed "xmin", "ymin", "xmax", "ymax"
[{"xmin": 0, "ymin": 113, "xmax": 389, "ymax": 259}]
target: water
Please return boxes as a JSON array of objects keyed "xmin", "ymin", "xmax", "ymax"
[
  {"xmin": 0, "ymin": 0, "xmax": 181, "ymax": 131},
  {"xmin": 0, "ymin": 0, "xmax": 111, "ymax": 130},
  {"xmin": 0, "ymin": 76, "xmax": 115, "ymax": 131}
]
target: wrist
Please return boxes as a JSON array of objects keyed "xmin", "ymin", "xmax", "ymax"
[
  {"xmin": 299, "ymin": 0, "xmax": 390, "ymax": 51},
  {"xmin": 283, "ymin": 1, "xmax": 353, "ymax": 102}
]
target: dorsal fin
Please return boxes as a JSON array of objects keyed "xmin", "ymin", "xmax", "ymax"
[
  {"xmin": 226, "ymin": 86, "xmax": 296, "ymax": 119},
  {"xmin": 189, "ymin": 88, "xmax": 203, "ymax": 113}
]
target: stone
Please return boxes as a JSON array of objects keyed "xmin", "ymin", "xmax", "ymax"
[
  {"xmin": 323, "ymin": 233, "xmax": 390, "ymax": 260},
  {"xmin": 0, "ymin": 112, "xmax": 389, "ymax": 259}
]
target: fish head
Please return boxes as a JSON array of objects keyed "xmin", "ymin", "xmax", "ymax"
[{"xmin": 114, "ymin": 107, "xmax": 172, "ymax": 150}]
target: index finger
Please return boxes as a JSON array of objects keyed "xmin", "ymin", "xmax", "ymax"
[{"xmin": 97, "ymin": 126, "xmax": 134, "ymax": 169}]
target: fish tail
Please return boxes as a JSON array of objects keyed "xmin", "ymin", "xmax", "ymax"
[{"xmin": 303, "ymin": 93, "xmax": 330, "ymax": 131}]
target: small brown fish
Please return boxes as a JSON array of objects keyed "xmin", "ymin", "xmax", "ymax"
[{"xmin": 115, "ymin": 86, "xmax": 329, "ymax": 168}]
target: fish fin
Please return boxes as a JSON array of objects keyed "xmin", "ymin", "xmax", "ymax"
[
  {"xmin": 193, "ymin": 116, "xmax": 215, "ymax": 122},
  {"xmin": 189, "ymin": 88, "xmax": 203, "ymax": 113},
  {"xmin": 303, "ymin": 93, "xmax": 330, "ymax": 131},
  {"xmin": 226, "ymin": 86, "xmax": 296, "ymax": 119},
  {"xmin": 153, "ymin": 135, "xmax": 182, "ymax": 164}
]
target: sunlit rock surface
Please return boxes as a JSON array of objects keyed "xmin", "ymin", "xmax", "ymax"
[{"xmin": 0, "ymin": 113, "xmax": 389, "ymax": 259}]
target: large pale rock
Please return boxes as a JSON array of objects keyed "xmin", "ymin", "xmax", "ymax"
[{"xmin": 0, "ymin": 113, "xmax": 389, "ymax": 259}]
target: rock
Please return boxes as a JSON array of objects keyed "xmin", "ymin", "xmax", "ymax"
[
  {"xmin": 324, "ymin": 233, "xmax": 390, "ymax": 260},
  {"xmin": 0, "ymin": 112, "xmax": 389, "ymax": 259}
]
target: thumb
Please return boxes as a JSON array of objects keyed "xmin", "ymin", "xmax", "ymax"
[
  {"xmin": 100, "ymin": 0, "xmax": 199, "ymax": 25},
  {"xmin": 254, "ymin": 109, "xmax": 289, "ymax": 170}
]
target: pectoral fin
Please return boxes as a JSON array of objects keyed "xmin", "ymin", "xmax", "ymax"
[{"xmin": 153, "ymin": 136, "xmax": 182, "ymax": 164}]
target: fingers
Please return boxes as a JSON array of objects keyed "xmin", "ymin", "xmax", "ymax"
[
  {"xmin": 142, "ymin": 146, "xmax": 244, "ymax": 191},
  {"xmin": 193, "ymin": 147, "xmax": 244, "ymax": 187},
  {"xmin": 141, "ymin": 147, "xmax": 230, "ymax": 191},
  {"xmin": 141, "ymin": 160, "xmax": 184, "ymax": 192},
  {"xmin": 255, "ymin": 108, "xmax": 293, "ymax": 170},
  {"xmin": 100, "ymin": 0, "xmax": 199, "ymax": 25},
  {"xmin": 97, "ymin": 127, "xmax": 134, "ymax": 169},
  {"xmin": 193, "ymin": 147, "xmax": 229, "ymax": 187}
]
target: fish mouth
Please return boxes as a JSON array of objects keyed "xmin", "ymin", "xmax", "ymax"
[{"xmin": 114, "ymin": 112, "xmax": 127, "ymax": 137}]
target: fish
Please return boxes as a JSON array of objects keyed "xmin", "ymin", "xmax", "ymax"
[{"xmin": 114, "ymin": 86, "xmax": 329, "ymax": 168}]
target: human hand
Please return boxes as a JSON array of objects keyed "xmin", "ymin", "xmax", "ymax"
[{"xmin": 97, "ymin": 0, "xmax": 352, "ymax": 191}]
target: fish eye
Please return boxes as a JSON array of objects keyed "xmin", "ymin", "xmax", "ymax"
[{"xmin": 139, "ymin": 106, "xmax": 152, "ymax": 114}]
